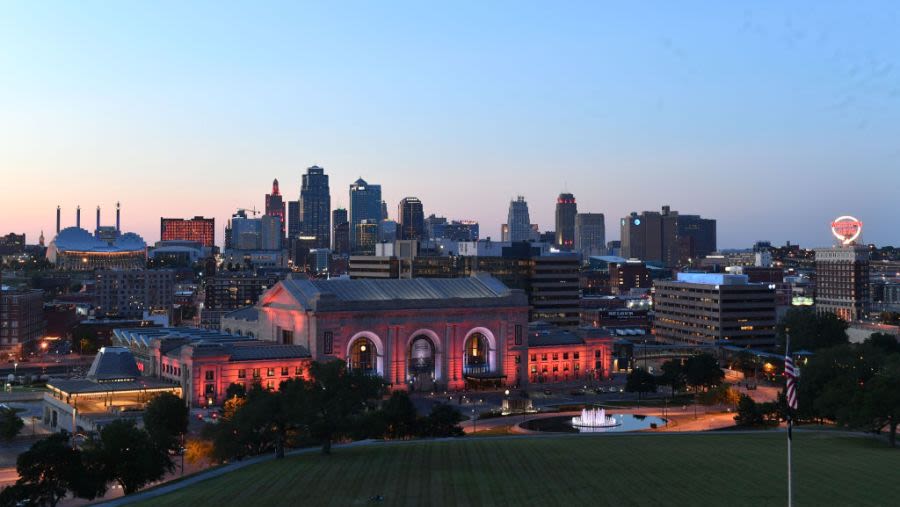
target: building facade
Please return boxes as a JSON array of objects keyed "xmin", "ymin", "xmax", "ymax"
[
  {"xmin": 93, "ymin": 269, "xmax": 175, "ymax": 319},
  {"xmin": 265, "ymin": 179, "xmax": 286, "ymax": 240},
  {"xmin": 815, "ymin": 246, "xmax": 870, "ymax": 321},
  {"xmin": 398, "ymin": 197, "xmax": 425, "ymax": 241},
  {"xmin": 653, "ymin": 273, "xmax": 777, "ymax": 347},
  {"xmin": 0, "ymin": 287, "xmax": 45, "ymax": 357},
  {"xmin": 332, "ymin": 208, "xmax": 350, "ymax": 256},
  {"xmin": 349, "ymin": 178, "xmax": 382, "ymax": 249},
  {"xmin": 300, "ymin": 166, "xmax": 331, "ymax": 248},
  {"xmin": 160, "ymin": 217, "xmax": 215, "ymax": 247},
  {"xmin": 575, "ymin": 213, "xmax": 605, "ymax": 259},
  {"xmin": 504, "ymin": 196, "xmax": 533, "ymax": 243},
  {"xmin": 554, "ymin": 193, "xmax": 577, "ymax": 251}
]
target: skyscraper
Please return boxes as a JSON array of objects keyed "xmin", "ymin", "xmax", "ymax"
[
  {"xmin": 620, "ymin": 206, "xmax": 715, "ymax": 266},
  {"xmin": 332, "ymin": 208, "xmax": 349, "ymax": 255},
  {"xmin": 815, "ymin": 245, "xmax": 870, "ymax": 321},
  {"xmin": 398, "ymin": 197, "xmax": 425, "ymax": 241},
  {"xmin": 265, "ymin": 179, "xmax": 286, "ymax": 239},
  {"xmin": 554, "ymin": 193, "xmax": 577, "ymax": 250},
  {"xmin": 349, "ymin": 178, "xmax": 382, "ymax": 248},
  {"xmin": 575, "ymin": 213, "xmax": 605, "ymax": 259},
  {"xmin": 287, "ymin": 200, "xmax": 300, "ymax": 240},
  {"xmin": 300, "ymin": 166, "xmax": 331, "ymax": 248},
  {"xmin": 504, "ymin": 196, "xmax": 532, "ymax": 242}
]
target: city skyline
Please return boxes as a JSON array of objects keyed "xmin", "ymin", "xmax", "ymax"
[{"xmin": 2, "ymin": 2, "xmax": 899, "ymax": 248}]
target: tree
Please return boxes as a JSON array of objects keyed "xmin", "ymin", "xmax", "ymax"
[
  {"xmin": 305, "ymin": 360, "xmax": 384, "ymax": 454},
  {"xmin": 855, "ymin": 355, "xmax": 900, "ymax": 447},
  {"xmin": 380, "ymin": 391, "xmax": 418, "ymax": 439},
  {"xmin": 777, "ymin": 307, "xmax": 848, "ymax": 351},
  {"xmin": 184, "ymin": 439, "xmax": 215, "ymax": 466},
  {"xmin": 684, "ymin": 353, "xmax": 724, "ymax": 390},
  {"xmin": 0, "ymin": 407, "xmax": 23, "ymax": 442},
  {"xmin": 143, "ymin": 392, "xmax": 189, "ymax": 453},
  {"xmin": 735, "ymin": 394, "xmax": 763, "ymax": 426},
  {"xmin": 12, "ymin": 432, "xmax": 81, "ymax": 507},
  {"xmin": 865, "ymin": 333, "xmax": 900, "ymax": 355},
  {"xmin": 658, "ymin": 360, "xmax": 686, "ymax": 398},
  {"xmin": 625, "ymin": 368, "xmax": 656, "ymax": 400},
  {"xmin": 225, "ymin": 382, "xmax": 247, "ymax": 400},
  {"xmin": 418, "ymin": 404, "xmax": 465, "ymax": 438},
  {"xmin": 91, "ymin": 420, "xmax": 170, "ymax": 495}
]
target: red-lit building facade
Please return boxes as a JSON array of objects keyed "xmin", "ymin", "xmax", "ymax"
[
  {"xmin": 223, "ymin": 274, "xmax": 616, "ymax": 392},
  {"xmin": 113, "ymin": 327, "xmax": 310, "ymax": 408},
  {"xmin": 160, "ymin": 216, "xmax": 216, "ymax": 247}
]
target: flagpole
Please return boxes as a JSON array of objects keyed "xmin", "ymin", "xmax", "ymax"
[{"xmin": 786, "ymin": 334, "xmax": 793, "ymax": 507}]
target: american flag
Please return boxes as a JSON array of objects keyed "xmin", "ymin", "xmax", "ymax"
[{"xmin": 785, "ymin": 355, "xmax": 798, "ymax": 410}]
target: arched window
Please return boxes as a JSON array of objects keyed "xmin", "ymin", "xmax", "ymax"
[
  {"xmin": 464, "ymin": 333, "xmax": 488, "ymax": 369},
  {"xmin": 408, "ymin": 336, "xmax": 435, "ymax": 374},
  {"xmin": 349, "ymin": 338, "xmax": 376, "ymax": 373}
]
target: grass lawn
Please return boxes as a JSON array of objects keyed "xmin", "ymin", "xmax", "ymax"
[{"xmin": 138, "ymin": 432, "xmax": 900, "ymax": 507}]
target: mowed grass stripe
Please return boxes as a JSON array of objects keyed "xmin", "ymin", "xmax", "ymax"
[{"xmin": 138, "ymin": 433, "xmax": 900, "ymax": 507}]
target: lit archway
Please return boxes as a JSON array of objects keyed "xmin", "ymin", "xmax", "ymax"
[
  {"xmin": 462, "ymin": 327, "xmax": 497, "ymax": 375},
  {"xmin": 346, "ymin": 332, "xmax": 384, "ymax": 376}
]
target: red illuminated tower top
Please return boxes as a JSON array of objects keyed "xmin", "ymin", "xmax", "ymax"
[{"xmin": 272, "ymin": 178, "xmax": 281, "ymax": 196}]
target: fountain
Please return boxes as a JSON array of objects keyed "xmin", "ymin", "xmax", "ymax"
[{"xmin": 571, "ymin": 407, "xmax": 620, "ymax": 428}]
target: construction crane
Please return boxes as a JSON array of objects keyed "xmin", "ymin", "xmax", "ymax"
[{"xmin": 235, "ymin": 207, "xmax": 261, "ymax": 217}]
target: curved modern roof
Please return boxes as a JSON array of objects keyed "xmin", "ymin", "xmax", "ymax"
[{"xmin": 50, "ymin": 227, "xmax": 146, "ymax": 253}]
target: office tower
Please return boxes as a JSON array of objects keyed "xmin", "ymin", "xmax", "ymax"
[
  {"xmin": 287, "ymin": 200, "xmax": 300, "ymax": 240},
  {"xmin": 575, "ymin": 213, "xmax": 605, "ymax": 259},
  {"xmin": 381, "ymin": 200, "xmax": 389, "ymax": 221},
  {"xmin": 93, "ymin": 269, "xmax": 175, "ymax": 319},
  {"xmin": 554, "ymin": 193, "xmax": 577, "ymax": 250},
  {"xmin": 653, "ymin": 273, "xmax": 777, "ymax": 347},
  {"xmin": 300, "ymin": 165, "xmax": 331, "ymax": 248},
  {"xmin": 608, "ymin": 259, "xmax": 650, "ymax": 295},
  {"xmin": 398, "ymin": 197, "xmax": 425, "ymax": 241},
  {"xmin": 349, "ymin": 178, "xmax": 382, "ymax": 248},
  {"xmin": 379, "ymin": 220, "xmax": 398, "ymax": 243},
  {"xmin": 354, "ymin": 219, "xmax": 379, "ymax": 255},
  {"xmin": 265, "ymin": 179, "xmax": 286, "ymax": 239},
  {"xmin": 620, "ymin": 206, "xmax": 716, "ymax": 266},
  {"xmin": 229, "ymin": 210, "xmax": 261, "ymax": 249},
  {"xmin": 260, "ymin": 215, "xmax": 283, "ymax": 250},
  {"xmin": 160, "ymin": 217, "xmax": 215, "ymax": 247},
  {"xmin": 504, "ymin": 196, "xmax": 532, "ymax": 242},
  {"xmin": 815, "ymin": 245, "xmax": 870, "ymax": 321},
  {"xmin": 332, "ymin": 208, "xmax": 349, "ymax": 255}
]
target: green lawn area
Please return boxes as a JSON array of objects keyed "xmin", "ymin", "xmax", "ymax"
[{"xmin": 139, "ymin": 433, "xmax": 900, "ymax": 507}]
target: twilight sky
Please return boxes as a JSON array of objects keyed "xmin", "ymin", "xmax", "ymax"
[{"xmin": 1, "ymin": 1, "xmax": 898, "ymax": 248}]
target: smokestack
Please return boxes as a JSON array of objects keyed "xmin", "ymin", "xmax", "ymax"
[
  {"xmin": 96, "ymin": 206, "xmax": 101, "ymax": 233},
  {"xmin": 56, "ymin": 206, "xmax": 61, "ymax": 234},
  {"xmin": 116, "ymin": 202, "xmax": 121, "ymax": 232},
  {"xmin": 76, "ymin": 206, "xmax": 81, "ymax": 229}
]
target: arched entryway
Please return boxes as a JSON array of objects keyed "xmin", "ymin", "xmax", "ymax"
[
  {"xmin": 346, "ymin": 332, "xmax": 384, "ymax": 376},
  {"xmin": 462, "ymin": 327, "xmax": 501, "ymax": 389},
  {"xmin": 408, "ymin": 335, "xmax": 436, "ymax": 392},
  {"xmin": 464, "ymin": 332, "xmax": 489, "ymax": 375}
]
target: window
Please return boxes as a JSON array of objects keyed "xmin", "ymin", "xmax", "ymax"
[
  {"xmin": 574, "ymin": 352, "xmax": 579, "ymax": 360},
  {"xmin": 514, "ymin": 355, "xmax": 521, "ymax": 364},
  {"xmin": 552, "ymin": 353, "xmax": 558, "ymax": 361},
  {"xmin": 541, "ymin": 365, "xmax": 548, "ymax": 373},
  {"xmin": 552, "ymin": 365, "xmax": 559, "ymax": 372},
  {"xmin": 530, "ymin": 354, "xmax": 536, "ymax": 362},
  {"xmin": 295, "ymin": 366, "xmax": 303, "ymax": 376},
  {"xmin": 324, "ymin": 331, "xmax": 334, "ymax": 355},
  {"xmin": 541, "ymin": 353, "xmax": 547, "ymax": 361},
  {"xmin": 514, "ymin": 324, "xmax": 523, "ymax": 345},
  {"xmin": 253, "ymin": 368, "xmax": 261, "ymax": 379},
  {"xmin": 266, "ymin": 381, "xmax": 275, "ymax": 390},
  {"xmin": 281, "ymin": 329, "xmax": 294, "ymax": 345},
  {"xmin": 574, "ymin": 363, "xmax": 580, "ymax": 371},
  {"xmin": 238, "ymin": 369, "xmax": 246, "ymax": 379},
  {"xmin": 595, "ymin": 350, "xmax": 601, "ymax": 358},
  {"xmin": 281, "ymin": 367, "xmax": 289, "ymax": 376},
  {"xmin": 563, "ymin": 363, "xmax": 569, "ymax": 371},
  {"xmin": 563, "ymin": 352, "xmax": 569, "ymax": 360},
  {"xmin": 267, "ymin": 368, "xmax": 275, "ymax": 377},
  {"xmin": 205, "ymin": 371, "xmax": 214, "ymax": 381},
  {"xmin": 531, "ymin": 365, "xmax": 537, "ymax": 374}
]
